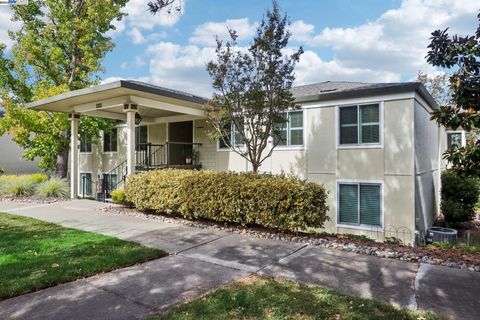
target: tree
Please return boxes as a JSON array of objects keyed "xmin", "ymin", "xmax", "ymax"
[
  {"xmin": 147, "ymin": 0, "xmax": 181, "ymax": 15},
  {"xmin": 205, "ymin": 1, "xmax": 303, "ymax": 173},
  {"xmin": 426, "ymin": 12, "xmax": 480, "ymax": 177},
  {"xmin": 0, "ymin": 0, "xmax": 128, "ymax": 177},
  {"xmin": 416, "ymin": 71, "xmax": 452, "ymax": 107}
]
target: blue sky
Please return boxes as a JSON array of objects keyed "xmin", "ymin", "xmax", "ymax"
[{"xmin": 0, "ymin": 0, "xmax": 479, "ymax": 97}]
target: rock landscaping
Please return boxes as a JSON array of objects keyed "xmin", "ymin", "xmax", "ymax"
[
  {"xmin": 100, "ymin": 205, "xmax": 480, "ymax": 273},
  {"xmin": 0, "ymin": 195, "xmax": 66, "ymax": 204}
]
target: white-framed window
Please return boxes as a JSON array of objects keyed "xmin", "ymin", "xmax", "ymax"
[
  {"xmin": 337, "ymin": 180, "xmax": 383, "ymax": 229},
  {"xmin": 102, "ymin": 173, "xmax": 118, "ymax": 192},
  {"xmin": 103, "ymin": 128, "xmax": 118, "ymax": 153},
  {"xmin": 446, "ymin": 131, "xmax": 465, "ymax": 149},
  {"xmin": 218, "ymin": 123, "xmax": 244, "ymax": 150},
  {"xmin": 274, "ymin": 110, "xmax": 304, "ymax": 147},
  {"xmin": 79, "ymin": 133, "xmax": 92, "ymax": 153},
  {"xmin": 338, "ymin": 103, "xmax": 382, "ymax": 147},
  {"xmin": 79, "ymin": 172, "xmax": 92, "ymax": 197},
  {"xmin": 135, "ymin": 125, "xmax": 148, "ymax": 151}
]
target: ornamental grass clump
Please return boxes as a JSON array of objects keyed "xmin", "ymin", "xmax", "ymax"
[
  {"xmin": 35, "ymin": 177, "xmax": 69, "ymax": 198},
  {"xmin": 126, "ymin": 169, "xmax": 329, "ymax": 232},
  {"xmin": 2, "ymin": 175, "xmax": 37, "ymax": 196}
]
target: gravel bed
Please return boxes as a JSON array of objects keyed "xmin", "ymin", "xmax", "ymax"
[
  {"xmin": 0, "ymin": 196, "xmax": 67, "ymax": 204},
  {"xmin": 99, "ymin": 205, "xmax": 480, "ymax": 273}
]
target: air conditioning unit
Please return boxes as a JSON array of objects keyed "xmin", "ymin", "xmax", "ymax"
[{"xmin": 426, "ymin": 227, "xmax": 458, "ymax": 244}]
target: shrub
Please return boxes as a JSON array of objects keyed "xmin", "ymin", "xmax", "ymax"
[
  {"xmin": 35, "ymin": 177, "xmax": 69, "ymax": 198},
  {"xmin": 29, "ymin": 173, "xmax": 48, "ymax": 184},
  {"xmin": 111, "ymin": 189, "xmax": 130, "ymax": 205},
  {"xmin": 3, "ymin": 175, "xmax": 37, "ymax": 196},
  {"xmin": 441, "ymin": 171, "xmax": 480, "ymax": 226},
  {"xmin": 126, "ymin": 169, "xmax": 329, "ymax": 232},
  {"xmin": 0, "ymin": 166, "xmax": 4, "ymax": 175}
]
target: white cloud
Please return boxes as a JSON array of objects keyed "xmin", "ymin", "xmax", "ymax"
[
  {"xmin": 145, "ymin": 42, "xmax": 216, "ymax": 97},
  {"xmin": 305, "ymin": 0, "xmax": 480, "ymax": 76},
  {"xmin": 189, "ymin": 18, "xmax": 257, "ymax": 46},
  {"xmin": 289, "ymin": 20, "xmax": 315, "ymax": 42},
  {"xmin": 294, "ymin": 50, "xmax": 399, "ymax": 85},
  {"xmin": 0, "ymin": 7, "xmax": 21, "ymax": 50},
  {"xmin": 128, "ymin": 27, "xmax": 146, "ymax": 44},
  {"xmin": 111, "ymin": 0, "xmax": 184, "ymax": 42}
]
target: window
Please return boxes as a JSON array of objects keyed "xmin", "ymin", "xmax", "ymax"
[
  {"xmin": 80, "ymin": 133, "xmax": 92, "ymax": 153},
  {"xmin": 79, "ymin": 173, "xmax": 92, "ymax": 196},
  {"xmin": 447, "ymin": 132, "xmax": 463, "ymax": 148},
  {"xmin": 102, "ymin": 173, "xmax": 118, "ymax": 192},
  {"xmin": 103, "ymin": 128, "xmax": 118, "ymax": 152},
  {"xmin": 135, "ymin": 126, "xmax": 148, "ymax": 151},
  {"xmin": 338, "ymin": 182, "xmax": 382, "ymax": 228},
  {"xmin": 275, "ymin": 111, "xmax": 304, "ymax": 147},
  {"xmin": 219, "ymin": 123, "xmax": 244, "ymax": 149},
  {"xmin": 339, "ymin": 103, "xmax": 380, "ymax": 146}
]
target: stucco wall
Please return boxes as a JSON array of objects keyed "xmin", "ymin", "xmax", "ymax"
[
  {"xmin": 0, "ymin": 134, "xmax": 41, "ymax": 174},
  {"xmin": 414, "ymin": 99, "xmax": 440, "ymax": 231},
  {"xmin": 304, "ymin": 99, "xmax": 416, "ymax": 244}
]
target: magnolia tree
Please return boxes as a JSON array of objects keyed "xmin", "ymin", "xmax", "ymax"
[
  {"xmin": 0, "ymin": 0, "xmax": 127, "ymax": 177},
  {"xmin": 426, "ymin": 12, "xmax": 480, "ymax": 177},
  {"xmin": 205, "ymin": 1, "xmax": 303, "ymax": 173}
]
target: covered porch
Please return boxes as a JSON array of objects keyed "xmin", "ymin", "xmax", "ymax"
[{"xmin": 27, "ymin": 80, "xmax": 209, "ymax": 199}]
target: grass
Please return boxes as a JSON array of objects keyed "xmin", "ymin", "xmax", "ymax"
[
  {"xmin": 155, "ymin": 277, "xmax": 438, "ymax": 320},
  {"xmin": 0, "ymin": 212, "xmax": 167, "ymax": 300}
]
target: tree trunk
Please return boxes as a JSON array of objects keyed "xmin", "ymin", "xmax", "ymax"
[
  {"xmin": 252, "ymin": 162, "xmax": 259, "ymax": 173},
  {"xmin": 55, "ymin": 144, "xmax": 69, "ymax": 178}
]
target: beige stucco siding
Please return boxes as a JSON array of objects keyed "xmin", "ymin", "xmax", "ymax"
[
  {"xmin": 384, "ymin": 99, "xmax": 415, "ymax": 175},
  {"xmin": 306, "ymin": 107, "xmax": 336, "ymax": 174},
  {"xmin": 149, "ymin": 123, "xmax": 166, "ymax": 145},
  {"xmin": 414, "ymin": 99, "xmax": 441, "ymax": 231},
  {"xmin": 0, "ymin": 134, "xmax": 41, "ymax": 174},
  {"xmin": 194, "ymin": 120, "xmax": 218, "ymax": 170}
]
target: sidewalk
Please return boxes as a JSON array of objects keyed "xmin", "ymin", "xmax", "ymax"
[{"xmin": 0, "ymin": 199, "xmax": 479, "ymax": 319}]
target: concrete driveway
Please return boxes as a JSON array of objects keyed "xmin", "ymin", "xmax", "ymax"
[{"xmin": 0, "ymin": 199, "xmax": 479, "ymax": 320}]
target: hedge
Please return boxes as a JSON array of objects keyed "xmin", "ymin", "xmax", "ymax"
[
  {"xmin": 441, "ymin": 170, "xmax": 480, "ymax": 225},
  {"xmin": 125, "ymin": 169, "xmax": 329, "ymax": 232}
]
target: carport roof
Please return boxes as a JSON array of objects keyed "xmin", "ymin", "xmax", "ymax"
[{"xmin": 26, "ymin": 80, "xmax": 210, "ymax": 113}]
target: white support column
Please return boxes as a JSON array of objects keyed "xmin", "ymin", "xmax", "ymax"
[
  {"xmin": 69, "ymin": 113, "xmax": 80, "ymax": 199},
  {"xmin": 125, "ymin": 104, "xmax": 137, "ymax": 176}
]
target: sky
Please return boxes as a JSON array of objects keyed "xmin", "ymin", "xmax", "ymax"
[{"xmin": 0, "ymin": 0, "xmax": 479, "ymax": 97}]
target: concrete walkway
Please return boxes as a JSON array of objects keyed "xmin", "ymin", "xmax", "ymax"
[{"xmin": 0, "ymin": 200, "xmax": 479, "ymax": 320}]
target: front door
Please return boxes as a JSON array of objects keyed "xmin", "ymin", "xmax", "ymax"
[{"xmin": 168, "ymin": 121, "xmax": 193, "ymax": 165}]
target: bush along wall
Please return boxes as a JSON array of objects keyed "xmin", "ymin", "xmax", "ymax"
[
  {"xmin": 126, "ymin": 169, "xmax": 329, "ymax": 232},
  {"xmin": 441, "ymin": 170, "xmax": 480, "ymax": 226}
]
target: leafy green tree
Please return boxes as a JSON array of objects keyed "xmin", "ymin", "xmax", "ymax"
[
  {"xmin": 206, "ymin": 1, "xmax": 303, "ymax": 173},
  {"xmin": 426, "ymin": 12, "xmax": 480, "ymax": 177},
  {"xmin": 0, "ymin": 0, "xmax": 127, "ymax": 177},
  {"xmin": 148, "ymin": 0, "xmax": 181, "ymax": 15}
]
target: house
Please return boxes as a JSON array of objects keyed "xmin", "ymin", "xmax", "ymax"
[
  {"xmin": 0, "ymin": 106, "xmax": 41, "ymax": 174},
  {"xmin": 27, "ymin": 80, "xmax": 457, "ymax": 245}
]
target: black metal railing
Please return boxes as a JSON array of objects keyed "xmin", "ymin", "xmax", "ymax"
[
  {"xmin": 136, "ymin": 143, "xmax": 165, "ymax": 169},
  {"xmin": 92, "ymin": 142, "xmax": 202, "ymax": 201},
  {"xmin": 98, "ymin": 159, "xmax": 128, "ymax": 201}
]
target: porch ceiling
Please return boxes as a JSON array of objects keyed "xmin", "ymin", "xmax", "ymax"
[{"xmin": 26, "ymin": 80, "xmax": 209, "ymax": 122}]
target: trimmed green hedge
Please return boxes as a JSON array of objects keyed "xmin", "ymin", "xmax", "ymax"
[
  {"xmin": 126, "ymin": 169, "xmax": 329, "ymax": 232},
  {"xmin": 441, "ymin": 170, "xmax": 480, "ymax": 225}
]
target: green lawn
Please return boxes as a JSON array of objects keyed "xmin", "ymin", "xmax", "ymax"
[
  {"xmin": 155, "ymin": 277, "xmax": 437, "ymax": 320},
  {"xmin": 0, "ymin": 212, "xmax": 166, "ymax": 300}
]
